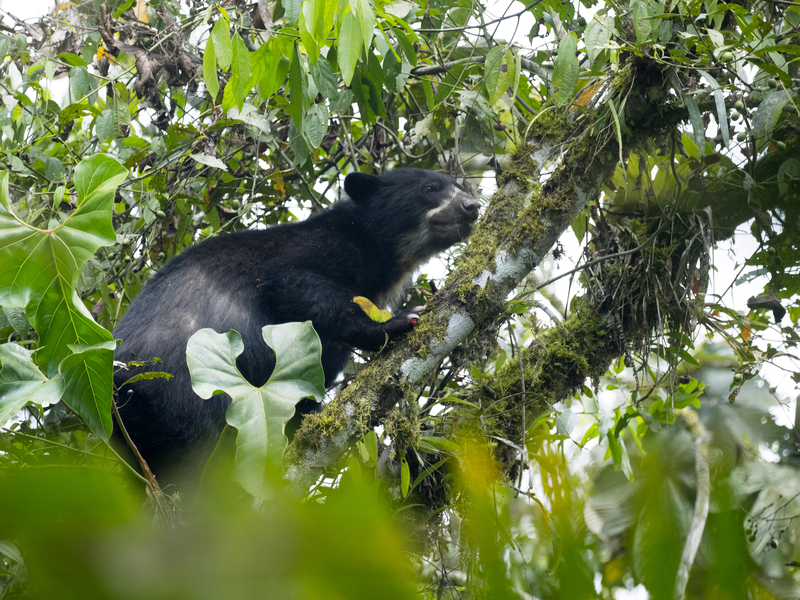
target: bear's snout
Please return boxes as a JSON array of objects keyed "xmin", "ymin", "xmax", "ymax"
[{"xmin": 459, "ymin": 197, "xmax": 481, "ymax": 220}]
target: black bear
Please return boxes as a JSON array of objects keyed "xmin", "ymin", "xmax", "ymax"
[{"xmin": 113, "ymin": 168, "xmax": 480, "ymax": 482}]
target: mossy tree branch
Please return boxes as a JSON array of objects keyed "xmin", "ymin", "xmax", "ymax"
[
  {"xmin": 283, "ymin": 114, "xmax": 616, "ymax": 492},
  {"xmin": 283, "ymin": 55, "xmax": 796, "ymax": 493},
  {"xmin": 472, "ymin": 130, "xmax": 798, "ymax": 483}
]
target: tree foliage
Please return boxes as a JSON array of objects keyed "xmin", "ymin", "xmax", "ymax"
[{"xmin": 0, "ymin": 0, "xmax": 799, "ymax": 596}]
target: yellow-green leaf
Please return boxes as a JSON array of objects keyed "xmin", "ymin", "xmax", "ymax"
[
  {"xmin": 352, "ymin": 296, "xmax": 392, "ymax": 322},
  {"xmin": 364, "ymin": 430, "xmax": 379, "ymax": 463},
  {"xmin": 212, "ymin": 18, "xmax": 232, "ymax": 69}
]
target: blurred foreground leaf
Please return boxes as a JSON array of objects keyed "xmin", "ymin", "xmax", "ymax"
[{"xmin": 0, "ymin": 463, "xmax": 417, "ymax": 600}]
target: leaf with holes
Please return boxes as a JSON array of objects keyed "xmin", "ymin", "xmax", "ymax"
[{"xmin": 187, "ymin": 322, "xmax": 325, "ymax": 501}]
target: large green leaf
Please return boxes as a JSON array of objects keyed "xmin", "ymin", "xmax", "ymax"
[
  {"xmin": 284, "ymin": 0, "xmax": 302, "ymax": 25},
  {"xmin": 632, "ymin": 0, "xmax": 652, "ymax": 44},
  {"xmin": 299, "ymin": 10, "xmax": 319, "ymax": 63},
  {"xmin": 95, "ymin": 109, "xmax": 116, "ymax": 141},
  {"xmin": 585, "ymin": 18, "xmax": 611, "ymax": 65},
  {"xmin": 68, "ymin": 66, "xmax": 90, "ymax": 103},
  {"xmin": 355, "ymin": 0, "xmax": 376, "ymax": 54},
  {"xmin": 483, "ymin": 47, "xmax": 514, "ymax": 106},
  {"xmin": 752, "ymin": 90, "xmax": 789, "ymax": 151},
  {"xmin": 338, "ymin": 11, "xmax": 362, "ymax": 86},
  {"xmin": 0, "ymin": 155, "xmax": 127, "ymax": 439},
  {"xmin": 0, "ymin": 343, "xmax": 64, "ymax": 428},
  {"xmin": 288, "ymin": 43, "xmax": 308, "ymax": 133},
  {"xmin": 61, "ymin": 340, "xmax": 118, "ymax": 437},
  {"xmin": 211, "ymin": 17, "xmax": 232, "ymax": 69},
  {"xmin": 254, "ymin": 36, "xmax": 293, "ymax": 100},
  {"xmin": 552, "ymin": 33, "xmax": 579, "ymax": 107},
  {"xmin": 187, "ymin": 322, "xmax": 325, "ymax": 500},
  {"xmin": 303, "ymin": 0, "xmax": 335, "ymax": 46},
  {"xmin": 96, "ymin": 93, "xmax": 131, "ymax": 140},
  {"xmin": 303, "ymin": 103, "xmax": 329, "ymax": 148},
  {"xmin": 203, "ymin": 35, "xmax": 219, "ymax": 102},
  {"xmin": 230, "ymin": 33, "xmax": 251, "ymax": 111}
]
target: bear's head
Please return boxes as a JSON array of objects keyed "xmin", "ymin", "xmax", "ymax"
[{"xmin": 344, "ymin": 168, "xmax": 480, "ymax": 266}]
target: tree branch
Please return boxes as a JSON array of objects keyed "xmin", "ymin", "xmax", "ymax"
[
  {"xmin": 415, "ymin": 0, "xmax": 546, "ymax": 33},
  {"xmin": 284, "ymin": 114, "xmax": 615, "ymax": 492},
  {"xmin": 283, "ymin": 54, "xmax": 797, "ymax": 494},
  {"xmin": 410, "ymin": 55, "xmax": 549, "ymax": 83}
]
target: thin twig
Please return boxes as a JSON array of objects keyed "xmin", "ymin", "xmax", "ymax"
[
  {"xmin": 111, "ymin": 398, "xmax": 175, "ymax": 525},
  {"xmin": 276, "ymin": 146, "xmax": 323, "ymax": 210},
  {"xmin": 374, "ymin": 121, "xmax": 436, "ymax": 159},
  {"xmin": 416, "ymin": 0, "xmax": 546, "ymax": 32},
  {"xmin": 343, "ymin": 118, "xmax": 361, "ymax": 172}
]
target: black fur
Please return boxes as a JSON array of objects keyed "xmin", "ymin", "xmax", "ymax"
[{"xmin": 113, "ymin": 168, "xmax": 479, "ymax": 481}]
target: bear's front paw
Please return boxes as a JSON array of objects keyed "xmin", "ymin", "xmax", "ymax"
[{"xmin": 400, "ymin": 306, "xmax": 426, "ymax": 327}]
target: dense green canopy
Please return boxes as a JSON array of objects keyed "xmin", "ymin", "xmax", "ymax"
[{"xmin": 0, "ymin": 0, "xmax": 799, "ymax": 596}]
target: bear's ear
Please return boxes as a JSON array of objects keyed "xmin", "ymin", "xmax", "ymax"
[{"xmin": 344, "ymin": 172, "xmax": 382, "ymax": 203}]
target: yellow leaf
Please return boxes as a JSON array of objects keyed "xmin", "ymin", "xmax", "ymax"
[
  {"xmin": 352, "ymin": 296, "xmax": 392, "ymax": 323},
  {"xmin": 574, "ymin": 82, "xmax": 599, "ymax": 108},
  {"xmin": 134, "ymin": 0, "xmax": 149, "ymax": 23},
  {"xmin": 272, "ymin": 175, "xmax": 286, "ymax": 196},
  {"xmin": 96, "ymin": 44, "xmax": 114, "ymax": 61}
]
